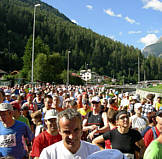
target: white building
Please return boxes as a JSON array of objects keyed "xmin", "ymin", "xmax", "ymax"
[{"xmin": 80, "ymin": 69, "xmax": 104, "ymax": 84}]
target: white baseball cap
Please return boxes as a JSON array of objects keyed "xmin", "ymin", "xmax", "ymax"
[
  {"xmin": 91, "ymin": 96, "xmax": 100, "ymax": 103},
  {"xmin": 134, "ymin": 103, "xmax": 142, "ymax": 109},
  {"xmin": 0, "ymin": 103, "xmax": 13, "ymax": 111},
  {"xmin": 87, "ymin": 149, "xmax": 127, "ymax": 159},
  {"xmin": 44, "ymin": 109, "xmax": 57, "ymax": 120},
  {"xmin": 125, "ymin": 92, "xmax": 129, "ymax": 96}
]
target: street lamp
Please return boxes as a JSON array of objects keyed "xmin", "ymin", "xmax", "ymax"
[
  {"xmin": 67, "ymin": 50, "xmax": 71, "ymax": 86},
  {"xmin": 86, "ymin": 63, "xmax": 89, "ymax": 85},
  {"xmin": 31, "ymin": 3, "xmax": 40, "ymax": 84}
]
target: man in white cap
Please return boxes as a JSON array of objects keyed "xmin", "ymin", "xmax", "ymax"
[
  {"xmin": 30, "ymin": 109, "xmax": 62, "ymax": 158},
  {"xmin": 87, "ymin": 149, "xmax": 127, "ymax": 159},
  {"xmin": 130, "ymin": 103, "xmax": 148, "ymax": 133},
  {"xmin": 40, "ymin": 108, "xmax": 100, "ymax": 159},
  {"xmin": 0, "ymin": 103, "xmax": 34, "ymax": 159}
]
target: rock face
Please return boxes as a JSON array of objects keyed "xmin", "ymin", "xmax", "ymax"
[{"xmin": 142, "ymin": 37, "xmax": 162, "ymax": 57}]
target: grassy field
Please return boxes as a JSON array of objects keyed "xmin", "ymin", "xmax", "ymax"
[{"xmin": 141, "ymin": 84, "xmax": 162, "ymax": 93}]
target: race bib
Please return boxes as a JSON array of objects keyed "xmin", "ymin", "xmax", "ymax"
[
  {"xmin": 0, "ymin": 134, "xmax": 16, "ymax": 147},
  {"xmin": 124, "ymin": 153, "xmax": 134, "ymax": 159}
]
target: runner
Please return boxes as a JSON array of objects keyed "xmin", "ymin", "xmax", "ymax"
[
  {"xmin": 0, "ymin": 103, "xmax": 34, "ymax": 158},
  {"xmin": 39, "ymin": 108, "xmax": 100, "ymax": 159},
  {"xmin": 92, "ymin": 110, "xmax": 145, "ymax": 159}
]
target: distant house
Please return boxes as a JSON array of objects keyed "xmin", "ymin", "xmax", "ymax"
[
  {"xmin": 80, "ymin": 69, "xmax": 104, "ymax": 84},
  {"xmin": 0, "ymin": 69, "xmax": 7, "ymax": 78}
]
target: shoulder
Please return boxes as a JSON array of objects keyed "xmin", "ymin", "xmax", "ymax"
[
  {"xmin": 129, "ymin": 128, "xmax": 141, "ymax": 135},
  {"xmin": 81, "ymin": 140, "xmax": 100, "ymax": 151},
  {"xmin": 141, "ymin": 115, "xmax": 148, "ymax": 121},
  {"xmin": 15, "ymin": 120, "xmax": 27, "ymax": 127},
  {"xmin": 77, "ymin": 108, "xmax": 83, "ymax": 112},
  {"xmin": 131, "ymin": 115, "xmax": 137, "ymax": 120},
  {"xmin": 18, "ymin": 115, "xmax": 28, "ymax": 122},
  {"xmin": 23, "ymin": 102, "xmax": 28, "ymax": 105},
  {"xmin": 102, "ymin": 112, "xmax": 107, "ymax": 117},
  {"xmin": 36, "ymin": 124, "xmax": 44, "ymax": 129},
  {"xmin": 144, "ymin": 127, "xmax": 153, "ymax": 137},
  {"xmin": 41, "ymin": 140, "xmax": 62, "ymax": 152},
  {"xmin": 144, "ymin": 140, "xmax": 161, "ymax": 159},
  {"xmin": 103, "ymin": 128, "xmax": 117, "ymax": 138},
  {"xmin": 128, "ymin": 129, "xmax": 142, "ymax": 140}
]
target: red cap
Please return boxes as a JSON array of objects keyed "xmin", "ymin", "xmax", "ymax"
[
  {"xmin": 10, "ymin": 101, "xmax": 21, "ymax": 110},
  {"xmin": 82, "ymin": 92, "xmax": 87, "ymax": 95},
  {"xmin": 26, "ymin": 93, "xmax": 33, "ymax": 99}
]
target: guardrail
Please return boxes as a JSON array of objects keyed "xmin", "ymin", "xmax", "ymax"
[{"xmin": 0, "ymin": 80, "xmax": 11, "ymax": 86}]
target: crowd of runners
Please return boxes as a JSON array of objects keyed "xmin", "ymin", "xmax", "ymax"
[{"xmin": 0, "ymin": 83, "xmax": 162, "ymax": 159}]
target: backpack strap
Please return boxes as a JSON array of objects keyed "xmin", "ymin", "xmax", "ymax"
[
  {"xmin": 41, "ymin": 108, "xmax": 45, "ymax": 127},
  {"xmin": 152, "ymin": 127, "xmax": 158, "ymax": 139}
]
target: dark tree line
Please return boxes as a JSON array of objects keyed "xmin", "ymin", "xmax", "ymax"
[{"xmin": 0, "ymin": 0, "xmax": 161, "ymax": 84}]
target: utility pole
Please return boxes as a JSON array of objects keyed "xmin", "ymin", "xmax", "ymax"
[
  {"xmin": 144, "ymin": 70, "xmax": 146, "ymax": 81},
  {"xmin": 138, "ymin": 55, "xmax": 140, "ymax": 83},
  {"xmin": 66, "ymin": 50, "xmax": 71, "ymax": 86}
]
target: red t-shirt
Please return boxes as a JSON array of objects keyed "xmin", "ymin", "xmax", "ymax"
[
  {"xmin": 144, "ymin": 126, "xmax": 160, "ymax": 147},
  {"xmin": 30, "ymin": 130, "xmax": 62, "ymax": 157},
  {"xmin": 109, "ymin": 105, "xmax": 118, "ymax": 111}
]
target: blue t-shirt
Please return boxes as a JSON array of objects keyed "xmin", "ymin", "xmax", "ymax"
[
  {"xmin": 0, "ymin": 120, "xmax": 34, "ymax": 159},
  {"xmin": 3, "ymin": 99, "xmax": 14, "ymax": 103}
]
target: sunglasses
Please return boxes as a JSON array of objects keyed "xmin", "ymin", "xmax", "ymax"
[{"xmin": 92, "ymin": 102, "xmax": 99, "ymax": 104}]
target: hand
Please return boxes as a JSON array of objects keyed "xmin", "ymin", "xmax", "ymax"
[
  {"xmin": 87, "ymin": 131, "xmax": 95, "ymax": 140},
  {"xmin": 90, "ymin": 125, "xmax": 98, "ymax": 131}
]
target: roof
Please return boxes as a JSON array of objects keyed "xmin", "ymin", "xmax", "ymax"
[{"xmin": 0, "ymin": 69, "xmax": 7, "ymax": 74}]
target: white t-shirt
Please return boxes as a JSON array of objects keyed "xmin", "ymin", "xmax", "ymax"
[
  {"xmin": 121, "ymin": 98, "xmax": 129, "ymax": 107},
  {"xmin": 35, "ymin": 124, "xmax": 44, "ymax": 137},
  {"xmin": 131, "ymin": 115, "xmax": 148, "ymax": 133},
  {"xmin": 40, "ymin": 140, "xmax": 100, "ymax": 159}
]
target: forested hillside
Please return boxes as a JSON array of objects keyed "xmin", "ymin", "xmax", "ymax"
[{"xmin": 0, "ymin": 0, "xmax": 161, "ymax": 84}]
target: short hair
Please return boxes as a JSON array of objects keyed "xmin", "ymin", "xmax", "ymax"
[
  {"xmin": 109, "ymin": 98, "xmax": 115, "ymax": 104},
  {"xmin": 107, "ymin": 108, "xmax": 118, "ymax": 124},
  {"xmin": 116, "ymin": 110, "xmax": 128, "ymax": 120},
  {"xmin": 44, "ymin": 95, "xmax": 53, "ymax": 102},
  {"xmin": 31, "ymin": 110, "xmax": 42, "ymax": 119},
  {"xmin": 147, "ymin": 112, "xmax": 156, "ymax": 124},
  {"xmin": 69, "ymin": 100, "xmax": 77, "ymax": 107},
  {"xmin": 157, "ymin": 96, "xmax": 162, "ymax": 100},
  {"xmin": 146, "ymin": 93, "xmax": 155, "ymax": 101},
  {"xmin": 57, "ymin": 108, "xmax": 82, "ymax": 129}
]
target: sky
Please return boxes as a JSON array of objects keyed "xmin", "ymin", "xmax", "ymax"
[{"xmin": 41, "ymin": 0, "xmax": 162, "ymax": 50}]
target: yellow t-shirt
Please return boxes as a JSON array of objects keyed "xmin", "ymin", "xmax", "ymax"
[
  {"xmin": 77, "ymin": 108, "xmax": 91, "ymax": 117},
  {"xmin": 155, "ymin": 102, "xmax": 162, "ymax": 111}
]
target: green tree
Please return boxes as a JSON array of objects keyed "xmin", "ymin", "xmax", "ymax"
[
  {"xmin": 34, "ymin": 52, "xmax": 63, "ymax": 83},
  {"xmin": 22, "ymin": 36, "xmax": 50, "ymax": 79}
]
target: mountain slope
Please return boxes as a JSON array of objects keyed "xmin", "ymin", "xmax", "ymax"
[
  {"xmin": 142, "ymin": 37, "xmax": 162, "ymax": 57},
  {"xmin": 18, "ymin": 0, "xmax": 71, "ymax": 22}
]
